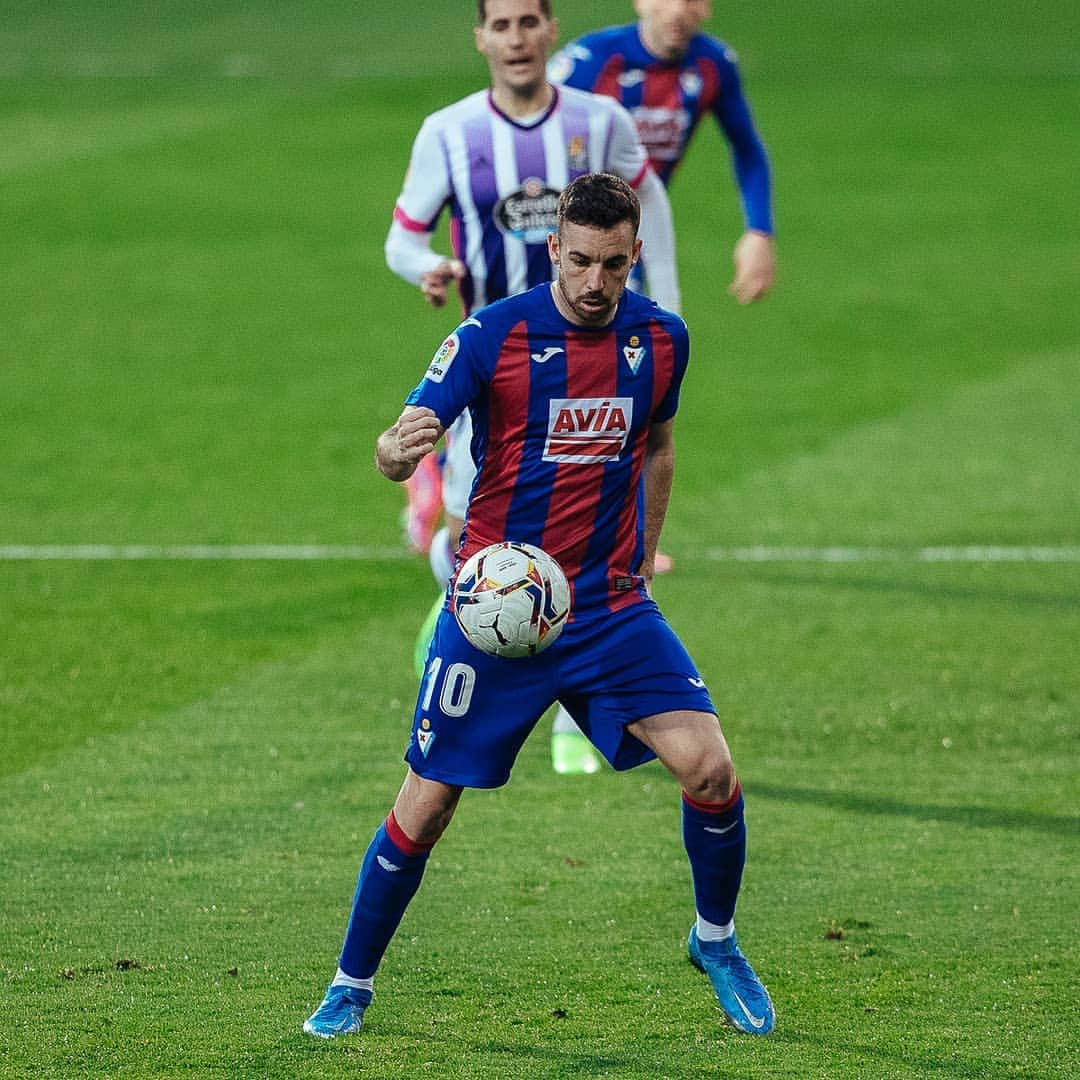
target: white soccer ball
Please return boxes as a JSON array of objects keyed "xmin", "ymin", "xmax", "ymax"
[{"xmin": 452, "ymin": 541, "xmax": 571, "ymax": 658}]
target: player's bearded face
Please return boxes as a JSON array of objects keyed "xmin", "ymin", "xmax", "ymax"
[{"xmin": 549, "ymin": 221, "xmax": 642, "ymax": 327}]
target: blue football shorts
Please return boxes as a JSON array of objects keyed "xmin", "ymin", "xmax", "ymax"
[{"xmin": 405, "ymin": 597, "xmax": 716, "ymax": 788}]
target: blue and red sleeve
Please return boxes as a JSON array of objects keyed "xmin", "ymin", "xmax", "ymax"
[{"xmin": 710, "ymin": 44, "xmax": 773, "ymax": 235}]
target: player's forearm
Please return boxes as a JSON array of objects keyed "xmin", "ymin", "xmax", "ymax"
[
  {"xmin": 385, "ymin": 221, "xmax": 450, "ymax": 286},
  {"xmin": 723, "ymin": 110, "xmax": 773, "ymax": 235},
  {"xmin": 734, "ymin": 151, "xmax": 773, "ymax": 236},
  {"xmin": 642, "ymin": 440, "xmax": 675, "ymax": 571},
  {"xmin": 634, "ymin": 170, "xmax": 681, "ymax": 313}
]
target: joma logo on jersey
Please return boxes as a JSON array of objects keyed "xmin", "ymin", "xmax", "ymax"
[{"xmin": 543, "ymin": 397, "xmax": 633, "ymax": 463}]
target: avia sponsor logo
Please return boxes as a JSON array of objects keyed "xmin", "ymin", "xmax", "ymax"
[
  {"xmin": 493, "ymin": 177, "xmax": 561, "ymax": 243},
  {"xmin": 630, "ymin": 106, "xmax": 691, "ymax": 163},
  {"xmin": 426, "ymin": 332, "xmax": 459, "ymax": 383},
  {"xmin": 543, "ymin": 397, "xmax": 633, "ymax": 463}
]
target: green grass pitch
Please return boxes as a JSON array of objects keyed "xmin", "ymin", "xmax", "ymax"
[{"xmin": 1, "ymin": 2, "xmax": 1078, "ymax": 1076}]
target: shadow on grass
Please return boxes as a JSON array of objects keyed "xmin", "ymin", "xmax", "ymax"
[
  {"xmin": 476, "ymin": 1043, "xmax": 637, "ymax": 1077},
  {"xmin": 750, "ymin": 781, "xmax": 1079, "ymax": 838},
  {"xmin": 771, "ymin": 1026, "xmax": 1000, "ymax": 1079}
]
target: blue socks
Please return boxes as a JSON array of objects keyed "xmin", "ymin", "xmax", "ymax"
[
  {"xmin": 336, "ymin": 789, "xmax": 744, "ymax": 981},
  {"xmin": 338, "ymin": 812, "xmax": 434, "ymax": 980},
  {"xmin": 681, "ymin": 783, "xmax": 746, "ymax": 926}
]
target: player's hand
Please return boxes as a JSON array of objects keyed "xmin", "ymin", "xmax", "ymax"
[
  {"xmin": 377, "ymin": 406, "xmax": 443, "ymax": 481},
  {"xmin": 394, "ymin": 406, "xmax": 442, "ymax": 462},
  {"xmin": 729, "ymin": 230, "xmax": 775, "ymax": 305},
  {"xmin": 419, "ymin": 259, "xmax": 467, "ymax": 308}
]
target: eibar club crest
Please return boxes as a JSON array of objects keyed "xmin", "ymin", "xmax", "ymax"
[
  {"xmin": 416, "ymin": 718, "xmax": 436, "ymax": 758},
  {"xmin": 623, "ymin": 335, "xmax": 646, "ymax": 375}
]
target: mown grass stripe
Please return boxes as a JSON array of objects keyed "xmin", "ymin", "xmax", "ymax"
[{"xmin": 2, "ymin": 544, "xmax": 1079, "ymax": 562}]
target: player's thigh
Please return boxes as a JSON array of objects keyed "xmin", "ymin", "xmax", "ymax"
[
  {"xmin": 409, "ymin": 608, "xmax": 556, "ymax": 788},
  {"xmin": 558, "ymin": 601, "xmax": 715, "ymax": 771},
  {"xmin": 627, "ymin": 709, "xmax": 735, "ymax": 799}
]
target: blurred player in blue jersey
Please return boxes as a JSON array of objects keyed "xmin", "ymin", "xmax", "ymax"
[
  {"xmin": 305, "ymin": 173, "xmax": 774, "ymax": 1040},
  {"xmin": 548, "ymin": 0, "xmax": 775, "ymax": 304},
  {"xmin": 543, "ymin": 0, "xmax": 776, "ymax": 759},
  {"xmin": 386, "ymin": 0, "xmax": 681, "ymax": 775}
]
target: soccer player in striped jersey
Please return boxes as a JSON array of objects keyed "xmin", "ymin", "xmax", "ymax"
[
  {"xmin": 548, "ymin": 0, "xmax": 775, "ymax": 304},
  {"xmin": 386, "ymin": 0, "xmax": 681, "ymax": 775},
  {"xmin": 304, "ymin": 173, "xmax": 775, "ymax": 1040}
]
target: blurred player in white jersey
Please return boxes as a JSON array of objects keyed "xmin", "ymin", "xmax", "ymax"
[{"xmin": 384, "ymin": 0, "xmax": 680, "ymax": 774}]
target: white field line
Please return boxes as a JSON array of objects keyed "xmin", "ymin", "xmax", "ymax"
[
  {"xmin": 703, "ymin": 546, "xmax": 1080, "ymax": 563},
  {"xmin": 1, "ymin": 544, "xmax": 1079, "ymax": 563},
  {"xmin": 0, "ymin": 544, "xmax": 413, "ymax": 561}
]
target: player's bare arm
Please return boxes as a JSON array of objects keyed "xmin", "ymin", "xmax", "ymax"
[
  {"xmin": 641, "ymin": 418, "xmax": 676, "ymax": 586},
  {"xmin": 376, "ymin": 406, "xmax": 444, "ymax": 482},
  {"xmin": 419, "ymin": 259, "xmax": 467, "ymax": 308},
  {"xmin": 729, "ymin": 230, "xmax": 775, "ymax": 304}
]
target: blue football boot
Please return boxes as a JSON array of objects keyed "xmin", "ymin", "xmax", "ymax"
[
  {"xmin": 688, "ymin": 928, "xmax": 775, "ymax": 1035},
  {"xmin": 303, "ymin": 984, "xmax": 373, "ymax": 1038}
]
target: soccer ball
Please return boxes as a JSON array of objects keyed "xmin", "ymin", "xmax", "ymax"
[{"xmin": 452, "ymin": 541, "xmax": 571, "ymax": 658}]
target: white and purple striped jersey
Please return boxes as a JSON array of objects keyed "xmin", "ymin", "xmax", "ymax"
[{"xmin": 386, "ymin": 85, "xmax": 675, "ymax": 314}]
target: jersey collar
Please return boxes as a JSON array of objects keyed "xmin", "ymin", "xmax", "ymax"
[{"xmin": 486, "ymin": 85, "xmax": 560, "ymax": 130}]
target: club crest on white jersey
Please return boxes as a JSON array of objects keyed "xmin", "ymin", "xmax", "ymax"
[{"xmin": 543, "ymin": 397, "xmax": 633, "ymax": 463}]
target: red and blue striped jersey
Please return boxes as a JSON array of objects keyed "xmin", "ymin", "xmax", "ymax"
[
  {"xmin": 406, "ymin": 284, "xmax": 689, "ymax": 615},
  {"xmin": 549, "ymin": 24, "xmax": 772, "ymax": 234}
]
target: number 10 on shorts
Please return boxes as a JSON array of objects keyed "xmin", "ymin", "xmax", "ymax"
[{"xmin": 420, "ymin": 657, "xmax": 476, "ymax": 718}]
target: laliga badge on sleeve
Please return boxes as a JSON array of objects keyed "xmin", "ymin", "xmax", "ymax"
[{"xmin": 426, "ymin": 333, "xmax": 459, "ymax": 383}]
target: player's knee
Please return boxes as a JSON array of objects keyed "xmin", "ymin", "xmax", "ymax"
[
  {"xmin": 681, "ymin": 747, "xmax": 737, "ymax": 805},
  {"xmin": 395, "ymin": 801, "xmax": 456, "ymax": 847},
  {"xmin": 395, "ymin": 774, "xmax": 463, "ymax": 845}
]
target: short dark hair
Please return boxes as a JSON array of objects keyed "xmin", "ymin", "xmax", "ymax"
[
  {"xmin": 477, "ymin": 0, "xmax": 552, "ymax": 23},
  {"xmin": 557, "ymin": 173, "xmax": 640, "ymax": 236}
]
